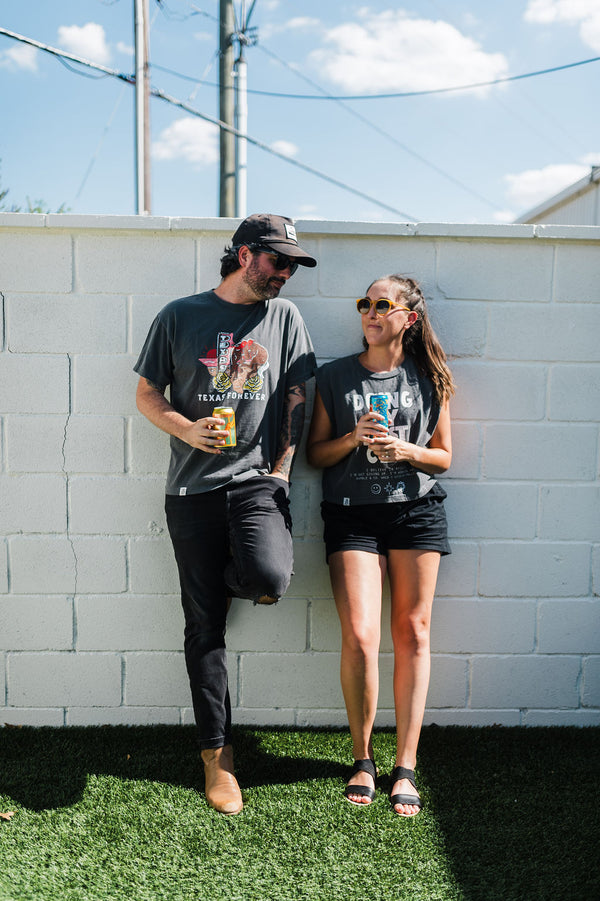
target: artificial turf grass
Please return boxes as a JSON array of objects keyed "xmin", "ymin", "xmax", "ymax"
[{"xmin": 0, "ymin": 725, "xmax": 599, "ymax": 901}]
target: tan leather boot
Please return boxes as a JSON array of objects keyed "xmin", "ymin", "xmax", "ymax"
[{"xmin": 201, "ymin": 745, "xmax": 243, "ymax": 815}]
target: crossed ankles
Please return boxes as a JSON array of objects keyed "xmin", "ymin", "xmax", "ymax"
[{"xmin": 201, "ymin": 745, "xmax": 243, "ymax": 815}]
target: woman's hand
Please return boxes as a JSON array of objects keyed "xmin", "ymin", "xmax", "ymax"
[
  {"xmin": 370, "ymin": 434, "xmax": 412, "ymax": 464},
  {"xmin": 353, "ymin": 411, "xmax": 388, "ymax": 448}
]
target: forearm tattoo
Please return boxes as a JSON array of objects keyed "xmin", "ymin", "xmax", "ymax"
[{"xmin": 273, "ymin": 383, "xmax": 306, "ymax": 478}]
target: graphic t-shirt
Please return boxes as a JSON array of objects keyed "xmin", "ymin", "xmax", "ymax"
[
  {"xmin": 134, "ymin": 290, "xmax": 316, "ymax": 494},
  {"xmin": 316, "ymin": 353, "xmax": 441, "ymax": 506}
]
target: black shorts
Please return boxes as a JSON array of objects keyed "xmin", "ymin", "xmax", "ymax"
[{"xmin": 321, "ymin": 483, "xmax": 451, "ymax": 561}]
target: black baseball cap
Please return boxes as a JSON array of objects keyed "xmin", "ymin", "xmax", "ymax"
[{"xmin": 231, "ymin": 214, "xmax": 317, "ymax": 267}]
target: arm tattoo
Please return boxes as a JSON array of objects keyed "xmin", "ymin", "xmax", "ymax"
[{"xmin": 273, "ymin": 383, "xmax": 306, "ymax": 478}]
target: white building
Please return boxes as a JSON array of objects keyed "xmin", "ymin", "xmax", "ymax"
[{"xmin": 516, "ymin": 166, "xmax": 600, "ymax": 225}]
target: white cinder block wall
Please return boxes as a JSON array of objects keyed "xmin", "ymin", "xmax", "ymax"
[{"xmin": 1, "ymin": 215, "xmax": 599, "ymax": 728}]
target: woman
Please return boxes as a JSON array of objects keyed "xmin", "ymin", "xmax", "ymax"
[{"xmin": 307, "ymin": 275, "xmax": 454, "ymax": 816}]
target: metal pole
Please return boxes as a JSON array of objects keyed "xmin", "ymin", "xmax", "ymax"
[
  {"xmin": 234, "ymin": 44, "xmax": 247, "ymax": 218},
  {"xmin": 134, "ymin": 0, "xmax": 151, "ymax": 214},
  {"xmin": 219, "ymin": 0, "xmax": 236, "ymax": 217}
]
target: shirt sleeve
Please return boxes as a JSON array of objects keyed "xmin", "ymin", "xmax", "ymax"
[
  {"xmin": 283, "ymin": 305, "xmax": 316, "ymax": 388},
  {"xmin": 133, "ymin": 313, "xmax": 173, "ymax": 392}
]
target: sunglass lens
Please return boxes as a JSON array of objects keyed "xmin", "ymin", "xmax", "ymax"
[
  {"xmin": 357, "ymin": 298, "xmax": 371, "ymax": 314},
  {"xmin": 375, "ymin": 300, "xmax": 392, "ymax": 314}
]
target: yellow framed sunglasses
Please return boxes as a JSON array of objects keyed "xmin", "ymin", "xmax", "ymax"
[{"xmin": 356, "ymin": 297, "xmax": 411, "ymax": 316}]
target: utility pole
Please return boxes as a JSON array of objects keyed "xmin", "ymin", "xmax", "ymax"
[
  {"xmin": 219, "ymin": 0, "xmax": 236, "ymax": 217},
  {"xmin": 233, "ymin": 1, "xmax": 257, "ymax": 218},
  {"xmin": 134, "ymin": 0, "xmax": 151, "ymax": 214}
]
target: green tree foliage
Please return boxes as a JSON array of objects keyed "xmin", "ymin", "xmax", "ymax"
[{"xmin": 0, "ymin": 160, "xmax": 68, "ymax": 213}]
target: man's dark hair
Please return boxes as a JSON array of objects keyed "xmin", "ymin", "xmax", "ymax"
[{"xmin": 220, "ymin": 245, "xmax": 242, "ymax": 278}]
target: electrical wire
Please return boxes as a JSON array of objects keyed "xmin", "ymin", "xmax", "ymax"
[
  {"xmin": 149, "ymin": 53, "xmax": 600, "ymax": 100},
  {"xmin": 256, "ymin": 43, "xmax": 502, "ymax": 211},
  {"xmin": 0, "ymin": 26, "xmax": 416, "ymax": 219},
  {"xmin": 236, "ymin": 55, "xmax": 600, "ymax": 101}
]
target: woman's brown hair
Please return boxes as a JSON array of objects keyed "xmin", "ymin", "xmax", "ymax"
[{"xmin": 366, "ymin": 275, "xmax": 455, "ymax": 405}]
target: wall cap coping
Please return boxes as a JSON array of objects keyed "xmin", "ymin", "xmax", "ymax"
[{"xmin": 0, "ymin": 212, "xmax": 599, "ymax": 242}]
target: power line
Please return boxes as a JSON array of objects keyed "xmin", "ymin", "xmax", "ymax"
[
  {"xmin": 150, "ymin": 53, "xmax": 600, "ymax": 101},
  {"xmin": 0, "ymin": 26, "xmax": 416, "ymax": 219},
  {"xmin": 256, "ymin": 43, "xmax": 502, "ymax": 211}
]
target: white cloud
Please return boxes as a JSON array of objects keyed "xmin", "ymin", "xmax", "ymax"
[
  {"xmin": 0, "ymin": 43, "xmax": 38, "ymax": 72},
  {"xmin": 152, "ymin": 117, "xmax": 219, "ymax": 166},
  {"xmin": 309, "ymin": 9, "xmax": 509, "ymax": 94},
  {"xmin": 505, "ymin": 162, "xmax": 589, "ymax": 210},
  {"xmin": 261, "ymin": 16, "xmax": 320, "ymax": 40},
  {"xmin": 116, "ymin": 42, "xmax": 134, "ymax": 57},
  {"xmin": 525, "ymin": 0, "xmax": 600, "ymax": 51},
  {"xmin": 270, "ymin": 140, "xmax": 298, "ymax": 158},
  {"xmin": 493, "ymin": 210, "xmax": 517, "ymax": 223},
  {"xmin": 58, "ymin": 23, "xmax": 111, "ymax": 65}
]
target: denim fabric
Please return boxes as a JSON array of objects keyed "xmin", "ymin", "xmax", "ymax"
[{"xmin": 165, "ymin": 476, "xmax": 293, "ymax": 749}]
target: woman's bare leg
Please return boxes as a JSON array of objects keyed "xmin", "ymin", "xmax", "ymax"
[
  {"xmin": 387, "ymin": 549, "xmax": 440, "ymax": 816},
  {"xmin": 329, "ymin": 550, "xmax": 386, "ymax": 803}
]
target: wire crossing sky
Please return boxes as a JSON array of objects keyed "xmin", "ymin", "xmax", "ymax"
[{"xmin": 1, "ymin": 0, "xmax": 599, "ymax": 222}]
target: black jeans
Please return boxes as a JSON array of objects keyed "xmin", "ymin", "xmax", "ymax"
[{"xmin": 165, "ymin": 476, "xmax": 293, "ymax": 749}]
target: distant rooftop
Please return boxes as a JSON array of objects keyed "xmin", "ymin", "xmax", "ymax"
[{"xmin": 515, "ymin": 166, "xmax": 600, "ymax": 225}]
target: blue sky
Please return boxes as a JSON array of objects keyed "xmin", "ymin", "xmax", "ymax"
[{"xmin": 1, "ymin": 0, "xmax": 599, "ymax": 222}]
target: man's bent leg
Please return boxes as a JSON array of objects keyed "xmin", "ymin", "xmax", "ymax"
[{"xmin": 225, "ymin": 477, "xmax": 294, "ymax": 603}]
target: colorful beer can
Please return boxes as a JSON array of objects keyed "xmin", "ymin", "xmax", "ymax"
[
  {"xmin": 370, "ymin": 394, "xmax": 389, "ymax": 428},
  {"xmin": 212, "ymin": 406, "xmax": 236, "ymax": 447}
]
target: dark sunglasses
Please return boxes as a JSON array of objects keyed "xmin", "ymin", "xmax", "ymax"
[
  {"xmin": 356, "ymin": 296, "xmax": 411, "ymax": 316},
  {"xmin": 247, "ymin": 244, "xmax": 299, "ymax": 276}
]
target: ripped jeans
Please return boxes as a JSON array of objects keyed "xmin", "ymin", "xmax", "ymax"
[{"xmin": 165, "ymin": 476, "xmax": 293, "ymax": 749}]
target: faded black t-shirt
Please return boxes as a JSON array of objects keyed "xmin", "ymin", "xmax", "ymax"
[
  {"xmin": 134, "ymin": 290, "xmax": 315, "ymax": 495},
  {"xmin": 316, "ymin": 353, "xmax": 441, "ymax": 505}
]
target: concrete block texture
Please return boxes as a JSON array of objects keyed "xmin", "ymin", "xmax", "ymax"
[
  {"xmin": 8, "ymin": 652, "xmax": 122, "ymax": 707},
  {"xmin": 76, "ymin": 595, "xmax": 183, "ymax": 650},
  {"xmin": 0, "ymin": 596, "xmax": 73, "ymax": 649},
  {"xmin": 470, "ymin": 655, "xmax": 581, "ymax": 708},
  {"xmin": 0, "ymin": 353, "xmax": 70, "ymax": 414},
  {"xmin": 487, "ymin": 303, "xmax": 600, "ymax": 362},
  {"xmin": 1, "ymin": 474, "xmax": 67, "ymax": 533},
  {"xmin": 123, "ymin": 652, "xmax": 197, "ymax": 707},
  {"xmin": 484, "ymin": 424, "xmax": 598, "ymax": 481},
  {"xmin": 549, "ymin": 364, "xmax": 600, "ymax": 421},
  {"xmin": 9, "ymin": 536, "xmax": 127, "ymax": 594},
  {"xmin": 582, "ymin": 656, "xmax": 600, "ymax": 707},
  {"xmin": 1, "ymin": 232, "xmax": 72, "ymax": 292},
  {"xmin": 1, "ymin": 218, "xmax": 598, "ymax": 726},
  {"xmin": 451, "ymin": 361, "xmax": 547, "ymax": 421},
  {"xmin": 7, "ymin": 294, "xmax": 127, "ymax": 354},
  {"xmin": 538, "ymin": 600, "xmax": 600, "ymax": 653},
  {"xmin": 480, "ymin": 542, "xmax": 591, "ymax": 597},
  {"xmin": 75, "ymin": 234, "xmax": 196, "ymax": 295},
  {"xmin": 437, "ymin": 239, "xmax": 553, "ymax": 301},
  {"xmin": 5, "ymin": 415, "xmax": 126, "ymax": 474}
]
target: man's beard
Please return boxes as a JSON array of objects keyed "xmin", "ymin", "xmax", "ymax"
[{"xmin": 242, "ymin": 257, "xmax": 284, "ymax": 300}]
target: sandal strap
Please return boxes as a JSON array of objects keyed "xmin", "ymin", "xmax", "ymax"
[
  {"xmin": 390, "ymin": 792, "xmax": 422, "ymax": 809},
  {"xmin": 390, "ymin": 766, "xmax": 416, "ymax": 790},
  {"xmin": 350, "ymin": 758, "xmax": 377, "ymax": 781}
]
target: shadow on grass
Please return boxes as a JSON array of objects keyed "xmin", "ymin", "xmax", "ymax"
[
  {"xmin": 0, "ymin": 724, "xmax": 346, "ymax": 812},
  {"xmin": 415, "ymin": 725, "xmax": 600, "ymax": 900}
]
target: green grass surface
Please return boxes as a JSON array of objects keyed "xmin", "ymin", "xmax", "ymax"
[{"xmin": 1, "ymin": 725, "xmax": 598, "ymax": 900}]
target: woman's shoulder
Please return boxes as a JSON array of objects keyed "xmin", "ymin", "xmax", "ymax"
[{"xmin": 317, "ymin": 354, "xmax": 359, "ymax": 378}]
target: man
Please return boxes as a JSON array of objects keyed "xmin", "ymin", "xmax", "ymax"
[{"xmin": 134, "ymin": 214, "xmax": 317, "ymax": 815}]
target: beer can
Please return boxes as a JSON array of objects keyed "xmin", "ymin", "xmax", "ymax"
[
  {"xmin": 370, "ymin": 394, "xmax": 389, "ymax": 428},
  {"xmin": 212, "ymin": 406, "xmax": 236, "ymax": 447}
]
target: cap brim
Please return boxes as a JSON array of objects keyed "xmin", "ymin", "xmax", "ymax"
[{"xmin": 263, "ymin": 241, "xmax": 317, "ymax": 267}]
